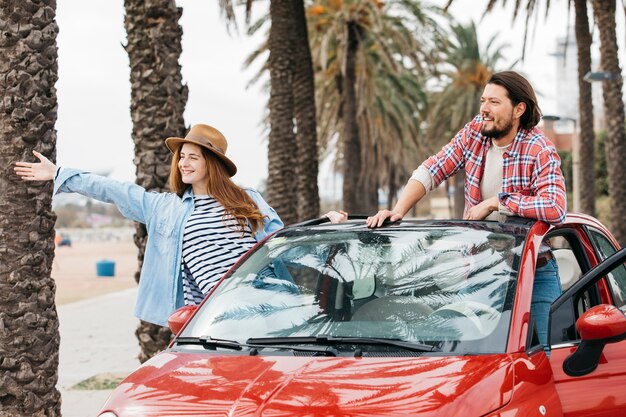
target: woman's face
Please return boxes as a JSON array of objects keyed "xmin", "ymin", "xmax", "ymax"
[{"xmin": 178, "ymin": 143, "xmax": 209, "ymax": 190}]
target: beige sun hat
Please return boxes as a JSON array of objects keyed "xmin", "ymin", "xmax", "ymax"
[{"xmin": 165, "ymin": 124, "xmax": 237, "ymax": 177}]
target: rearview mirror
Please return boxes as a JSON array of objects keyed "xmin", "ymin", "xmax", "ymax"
[
  {"xmin": 167, "ymin": 305, "xmax": 197, "ymax": 335},
  {"xmin": 563, "ymin": 304, "xmax": 626, "ymax": 377}
]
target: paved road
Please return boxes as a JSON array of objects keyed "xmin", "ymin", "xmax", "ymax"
[{"xmin": 57, "ymin": 288, "xmax": 141, "ymax": 417}]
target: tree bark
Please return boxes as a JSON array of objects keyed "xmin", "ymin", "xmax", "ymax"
[
  {"xmin": 0, "ymin": 1, "xmax": 61, "ymax": 415},
  {"xmin": 342, "ymin": 20, "xmax": 362, "ymax": 213},
  {"xmin": 387, "ymin": 165, "xmax": 397, "ymax": 211},
  {"xmin": 591, "ymin": 0, "xmax": 626, "ymax": 245},
  {"xmin": 124, "ymin": 0, "xmax": 188, "ymax": 363},
  {"xmin": 267, "ymin": 0, "xmax": 298, "ymax": 225},
  {"xmin": 573, "ymin": 0, "xmax": 595, "ymax": 216},
  {"xmin": 453, "ymin": 171, "xmax": 465, "ymax": 218},
  {"xmin": 292, "ymin": 0, "xmax": 320, "ymax": 221}
]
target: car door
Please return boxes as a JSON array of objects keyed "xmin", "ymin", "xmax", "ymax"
[{"xmin": 548, "ymin": 247, "xmax": 626, "ymax": 417}]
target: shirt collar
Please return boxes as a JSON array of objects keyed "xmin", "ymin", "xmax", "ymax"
[
  {"xmin": 182, "ymin": 187, "xmax": 194, "ymax": 201},
  {"xmin": 507, "ymin": 128, "xmax": 529, "ymax": 158}
]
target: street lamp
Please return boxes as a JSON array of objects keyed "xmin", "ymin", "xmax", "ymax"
[
  {"xmin": 583, "ymin": 71, "xmax": 622, "ymax": 82},
  {"xmin": 542, "ymin": 114, "xmax": 579, "ymax": 212}
]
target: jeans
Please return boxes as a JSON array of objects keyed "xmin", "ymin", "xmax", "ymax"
[{"xmin": 531, "ymin": 258, "xmax": 562, "ymax": 354}]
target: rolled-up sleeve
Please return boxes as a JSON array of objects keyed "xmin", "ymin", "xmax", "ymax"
[{"xmin": 410, "ymin": 166, "xmax": 435, "ymax": 193}]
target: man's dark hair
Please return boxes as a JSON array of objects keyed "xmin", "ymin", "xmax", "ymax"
[{"xmin": 487, "ymin": 71, "xmax": 542, "ymax": 129}]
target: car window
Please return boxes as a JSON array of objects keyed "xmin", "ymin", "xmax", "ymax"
[
  {"xmin": 180, "ymin": 226, "xmax": 527, "ymax": 354},
  {"xmin": 546, "ymin": 230, "xmax": 597, "ymax": 346},
  {"xmin": 547, "ymin": 237, "xmax": 582, "ymax": 291},
  {"xmin": 588, "ymin": 229, "xmax": 626, "ymax": 309}
]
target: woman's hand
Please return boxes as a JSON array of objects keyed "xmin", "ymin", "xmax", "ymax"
[
  {"xmin": 14, "ymin": 150, "xmax": 57, "ymax": 181},
  {"xmin": 325, "ymin": 210, "xmax": 348, "ymax": 224}
]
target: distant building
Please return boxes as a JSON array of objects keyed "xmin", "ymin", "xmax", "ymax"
[{"xmin": 541, "ymin": 120, "xmax": 573, "ymax": 152}]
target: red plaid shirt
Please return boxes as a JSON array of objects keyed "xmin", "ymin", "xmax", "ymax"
[{"xmin": 422, "ymin": 115, "xmax": 567, "ymax": 224}]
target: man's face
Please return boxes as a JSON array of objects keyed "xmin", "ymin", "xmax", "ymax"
[{"xmin": 480, "ymin": 83, "xmax": 516, "ymax": 139}]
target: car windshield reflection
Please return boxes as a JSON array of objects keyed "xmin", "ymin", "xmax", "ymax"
[{"xmin": 179, "ymin": 224, "xmax": 525, "ymax": 354}]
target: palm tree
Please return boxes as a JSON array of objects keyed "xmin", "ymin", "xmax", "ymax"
[
  {"xmin": 124, "ymin": 0, "xmax": 188, "ymax": 362},
  {"xmin": 0, "ymin": 1, "xmax": 62, "ymax": 415},
  {"xmin": 266, "ymin": 0, "xmax": 298, "ymax": 225},
  {"xmin": 425, "ymin": 21, "xmax": 508, "ymax": 218},
  {"xmin": 573, "ymin": 0, "xmax": 595, "ymax": 216},
  {"xmin": 590, "ymin": 0, "xmax": 626, "ymax": 245},
  {"xmin": 293, "ymin": 0, "xmax": 321, "ymax": 221},
  {"xmin": 308, "ymin": 0, "xmax": 441, "ymax": 213},
  {"xmin": 229, "ymin": 0, "xmax": 320, "ymax": 224}
]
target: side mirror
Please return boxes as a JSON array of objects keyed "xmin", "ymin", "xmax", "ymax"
[
  {"xmin": 563, "ymin": 304, "xmax": 626, "ymax": 377},
  {"xmin": 167, "ymin": 305, "xmax": 197, "ymax": 335}
]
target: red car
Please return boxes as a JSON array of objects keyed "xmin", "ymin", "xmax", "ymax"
[{"xmin": 98, "ymin": 214, "xmax": 626, "ymax": 417}]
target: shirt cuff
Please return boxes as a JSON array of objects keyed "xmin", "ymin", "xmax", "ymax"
[
  {"xmin": 495, "ymin": 201, "xmax": 514, "ymax": 222},
  {"xmin": 498, "ymin": 202, "xmax": 514, "ymax": 216},
  {"xmin": 410, "ymin": 166, "xmax": 434, "ymax": 193}
]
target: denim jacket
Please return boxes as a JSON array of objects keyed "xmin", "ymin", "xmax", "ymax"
[{"xmin": 54, "ymin": 168, "xmax": 283, "ymax": 326}]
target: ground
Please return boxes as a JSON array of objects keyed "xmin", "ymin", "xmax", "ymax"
[{"xmin": 53, "ymin": 239, "xmax": 138, "ymax": 305}]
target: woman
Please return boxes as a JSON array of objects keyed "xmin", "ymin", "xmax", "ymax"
[{"xmin": 15, "ymin": 124, "xmax": 283, "ymax": 326}]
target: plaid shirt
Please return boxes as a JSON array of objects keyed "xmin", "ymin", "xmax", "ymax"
[{"xmin": 422, "ymin": 115, "xmax": 567, "ymax": 224}]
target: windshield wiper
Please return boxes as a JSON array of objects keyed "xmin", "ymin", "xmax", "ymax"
[
  {"xmin": 176, "ymin": 336, "xmax": 243, "ymax": 351},
  {"xmin": 176, "ymin": 336, "xmax": 338, "ymax": 356},
  {"xmin": 246, "ymin": 336, "xmax": 441, "ymax": 353}
]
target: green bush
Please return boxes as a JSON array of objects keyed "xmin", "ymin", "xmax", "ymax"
[{"xmin": 595, "ymin": 131, "xmax": 608, "ymax": 197}]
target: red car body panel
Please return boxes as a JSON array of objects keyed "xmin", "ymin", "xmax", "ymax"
[
  {"xmin": 550, "ymin": 344, "xmax": 626, "ymax": 416},
  {"xmin": 103, "ymin": 353, "xmax": 523, "ymax": 417},
  {"xmin": 505, "ymin": 220, "xmax": 549, "ymax": 353}
]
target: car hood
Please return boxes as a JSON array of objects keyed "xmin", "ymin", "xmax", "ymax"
[{"xmin": 102, "ymin": 352, "xmax": 514, "ymax": 417}]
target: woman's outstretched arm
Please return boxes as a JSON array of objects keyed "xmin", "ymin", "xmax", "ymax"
[{"xmin": 15, "ymin": 150, "xmax": 167, "ymax": 225}]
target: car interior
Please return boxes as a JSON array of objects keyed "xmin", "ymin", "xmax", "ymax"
[{"xmin": 544, "ymin": 226, "xmax": 620, "ymax": 348}]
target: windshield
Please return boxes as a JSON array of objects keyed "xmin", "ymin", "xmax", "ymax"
[{"xmin": 179, "ymin": 224, "xmax": 525, "ymax": 354}]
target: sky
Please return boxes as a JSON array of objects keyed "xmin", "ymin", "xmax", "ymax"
[{"xmin": 54, "ymin": 0, "xmax": 625, "ymax": 189}]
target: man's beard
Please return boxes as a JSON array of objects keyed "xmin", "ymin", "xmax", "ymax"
[{"xmin": 481, "ymin": 116, "xmax": 514, "ymax": 139}]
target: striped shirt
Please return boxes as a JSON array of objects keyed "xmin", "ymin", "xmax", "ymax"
[
  {"xmin": 181, "ymin": 195, "xmax": 256, "ymax": 305},
  {"xmin": 421, "ymin": 115, "xmax": 567, "ymax": 224}
]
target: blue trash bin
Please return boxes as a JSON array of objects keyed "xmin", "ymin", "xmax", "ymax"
[{"xmin": 96, "ymin": 259, "xmax": 116, "ymax": 277}]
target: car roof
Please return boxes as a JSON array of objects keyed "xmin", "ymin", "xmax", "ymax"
[{"xmin": 278, "ymin": 216, "xmax": 536, "ymax": 238}]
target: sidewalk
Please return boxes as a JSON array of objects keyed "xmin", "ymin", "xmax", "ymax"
[{"xmin": 57, "ymin": 288, "xmax": 141, "ymax": 417}]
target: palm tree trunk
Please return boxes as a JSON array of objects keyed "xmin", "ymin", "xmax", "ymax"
[
  {"xmin": 267, "ymin": 0, "xmax": 298, "ymax": 225},
  {"xmin": 342, "ymin": 20, "xmax": 362, "ymax": 213},
  {"xmin": 292, "ymin": 0, "xmax": 320, "ymax": 221},
  {"xmin": 388, "ymin": 165, "xmax": 397, "ymax": 211},
  {"xmin": 573, "ymin": 0, "xmax": 595, "ymax": 216},
  {"xmin": 358, "ymin": 147, "xmax": 380, "ymax": 213},
  {"xmin": 453, "ymin": 171, "xmax": 465, "ymax": 218},
  {"xmin": 0, "ymin": 1, "xmax": 61, "ymax": 415},
  {"xmin": 124, "ymin": 0, "xmax": 188, "ymax": 363},
  {"xmin": 591, "ymin": 0, "xmax": 626, "ymax": 245}
]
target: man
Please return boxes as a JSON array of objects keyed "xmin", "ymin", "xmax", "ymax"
[{"xmin": 367, "ymin": 71, "xmax": 567, "ymax": 351}]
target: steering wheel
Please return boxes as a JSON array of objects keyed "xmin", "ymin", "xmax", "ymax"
[
  {"xmin": 352, "ymin": 296, "xmax": 434, "ymax": 324},
  {"xmin": 429, "ymin": 301, "xmax": 500, "ymax": 337}
]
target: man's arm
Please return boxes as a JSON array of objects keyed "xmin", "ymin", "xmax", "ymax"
[
  {"xmin": 366, "ymin": 180, "xmax": 428, "ymax": 227},
  {"xmin": 499, "ymin": 147, "xmax": 567, "ymax": 224},
  {"xmin": 367, "ymin": 120, "xmax": 474, "ymax": 228}
]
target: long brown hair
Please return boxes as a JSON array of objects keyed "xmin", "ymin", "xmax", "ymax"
[
  {"xmin": 487, "ymin": 71, "xmax": 542, "ymax": 130},
  {"xmin": 169, "ymin": 146, "xmax": 265, "ymax": 235}
]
